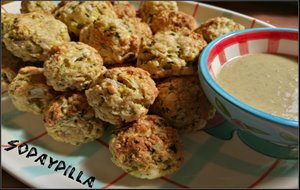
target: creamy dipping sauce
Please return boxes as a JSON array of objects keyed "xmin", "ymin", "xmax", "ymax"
[{"xmin": 216, "ymin": 53, "xmax": 298, "ymax": 121}]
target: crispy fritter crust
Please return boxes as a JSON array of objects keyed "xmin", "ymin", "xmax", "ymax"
[
  {"xmin": 138, "ymin": 1, "xmax": 178, "ymax": 24},
  {"xmin": 44, "ymin": 42, "xmax": 106, "ymax": 92},
  {"xmin": 151, "ymin": 76, "xmax": 216, "ymax": 132},
  {"xmin": 2, "ymin": 12, "xmax": 70, "ymax": 62},
  {"xmin": 85, "ymin": 67, "xmax": 158, "ymax": 125},
  {"xmin": 151, "ymin": 10, "xmax": 198, "ymax": 33},
  {"xmin": 137, "ymin": 30, "xmax": 206, "ymax": 78},
  {"xmin": 109, "ymin": 115, "xmax": 184, "ymax": 179},
  {"xmin": 80, "ymin": 15, "xmax": 140, "ymax": 65},
  {"xmin": 8, "ymin": 66, "xmax": 57, "ymax": 114},
  {"xmin": 20, "ymin": 1, "xmax": 57, "ymax": 14},
  {"xmin": 195, "ymin": 17, "xmax": 245, "ymax": 42},
  {"xmin": 54, "ymin": 1, "xmax": 117, "ymax": 36},
  {"xmin": 112, "ymin": 1, "xmax": 136, "ymax": 18},
  {"xmin": 44, "ymin": 93, "xmax": 106, "ymax": 145}
]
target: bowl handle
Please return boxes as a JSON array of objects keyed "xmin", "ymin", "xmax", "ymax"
[
  {"xmin": 237, "ymin": 129, "xmax": 298, "ymax": 160},
  {"xmin": 204, "ymin": 117, "xmax": 298, "ymax": 160},
  {"xmin": 204, "ymin": 120, "xmax": 236, "ymax": 140}
]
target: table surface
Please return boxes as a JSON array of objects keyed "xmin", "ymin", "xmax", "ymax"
[{"xmin": 1, "ymin": 1, "xmax": 298, "ymax": 188}]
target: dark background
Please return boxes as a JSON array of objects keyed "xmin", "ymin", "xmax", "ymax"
[{"xmin": 1, "ymin": 1, "xmax": 298, "ymax": 188}]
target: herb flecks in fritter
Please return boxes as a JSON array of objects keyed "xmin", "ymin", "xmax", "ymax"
[
  {"xmin": 80, "ymin": 15, "xmax": 140, "ymax": 65},
  {"xmin": 151, "ymin": 76, "xmax": 216, "ymax": 132},
  {"xmin": 137, "ymin": 30, "xmax": 206, "ymax": 78},
  {"xmin": 2, "ymin": 12, "xmax": 70, "ymax": 62},
  {"xmin": 85, "ymin": 67, "xmax": 158, "ymax": 125},
  {"xmin": 195, "ymin": 17, "xmax": 245, "ymax": 42},
  {"xmin": 44, "ymin": 93, "xmax": 106, "ymax": 145},
  {"xmin": 8, "ymin": 66, "xmax": 57, "ymax": 115},
  {"xmin": 54, "ymin": 1, "xmax": 117, "ymax": 36},
  {"xmin": 20, "ymin": 1, "xmax": 57, "ymax": 14},
  {"xmin": 44, "ymin": 42, "xmax": 106, "ymax": 92},
  {"xmin": 109, "ymin": 115, "xmax": 184, "ymax": 179},
  {"xmin": 138, "ymin": 1, "xmax": 178, "ymax": 24},
  {"xmin": 151, "ymin": 10, "xmax": 198, "ymax": 33}
]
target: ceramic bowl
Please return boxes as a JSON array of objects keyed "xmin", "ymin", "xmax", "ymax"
[{"xmin": 199, "ymin": 28, "xmax": 298, "ymax": 159}]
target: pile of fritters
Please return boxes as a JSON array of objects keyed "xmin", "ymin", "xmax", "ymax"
[{"xmin": 1, "ymin": 1, "xmax": 245, "ymax": 180}]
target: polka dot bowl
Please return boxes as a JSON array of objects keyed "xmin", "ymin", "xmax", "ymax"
[{"xmin": 198, "ymin": 28, "xmax": 298, "ymax": 159}]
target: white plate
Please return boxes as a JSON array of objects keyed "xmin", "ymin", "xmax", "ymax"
[{"xmin": 1, "ymin": 1, "xmax": 298, "ymax": 189}]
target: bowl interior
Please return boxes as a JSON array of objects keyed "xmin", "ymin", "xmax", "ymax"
[
  {"xmin": 206, "ymin": 28, "xmax": 298, "ymax": 79},
  {"xmin": 200, "ymin": 28, "xmax": 299, "ymax": 127}
]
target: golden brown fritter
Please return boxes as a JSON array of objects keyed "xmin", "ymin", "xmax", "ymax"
[
  {"xmin": 128, "ymin": 17, "xmax": 152, "ymax": 39},
  {"xmin": 112, "ymin": 1, "xmax": 136, "ymax": 18},
  {"xmin": 20, "ymin": 1, "xmax": 57, "ymax": 14},
  {"xmin": 138, "ymin": 1, "xmax": 178, "ymax": 24},
  {"xmin": 151, "ymin": 10, "xmax": 198, "ymax": 33},
  {"xmin": 2, "ymin": 46, "xmax": 26, "ymax": 91},
  {"xmin": 151, "ymin": 76, "xmax": 216, "ymax": 132},
  {"xmin": 44, "ymin": 93, "xmax": 106, "ymax": 145},
  {"xmin": 137, "ymin": 30, "xmax": 206, "ymax": 78},
  {"xmin": 2, "ymin": 12, "xmax": 70, "ymax": 62},
  {"xmin": 44, "ymin": 41, "xmax": 106, "ymax": 92},
  {"xmin": 80, "ymin": 15, "xmax": 140, "ymax": 65},
  {"xmin": 195, "ymin": 17, "xmax": 245, "ymax": 42},
  {"xmin": 85, "ymin": 67, "xmax": 158, "ymax": 125},
  {"xmin": 109, "ymin": 115, "xmax": 184, "ymax": 179},
  {"xmin": 8, "ymin": 66, "xmax": 57, "ymax": 115},
  {"xmin": 1, "ymin": 13, "xmax": 18, "ymax": 37},
  {"xmin": 54, "ymin": 1, "xmax": 117, "ymax": 36}
]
